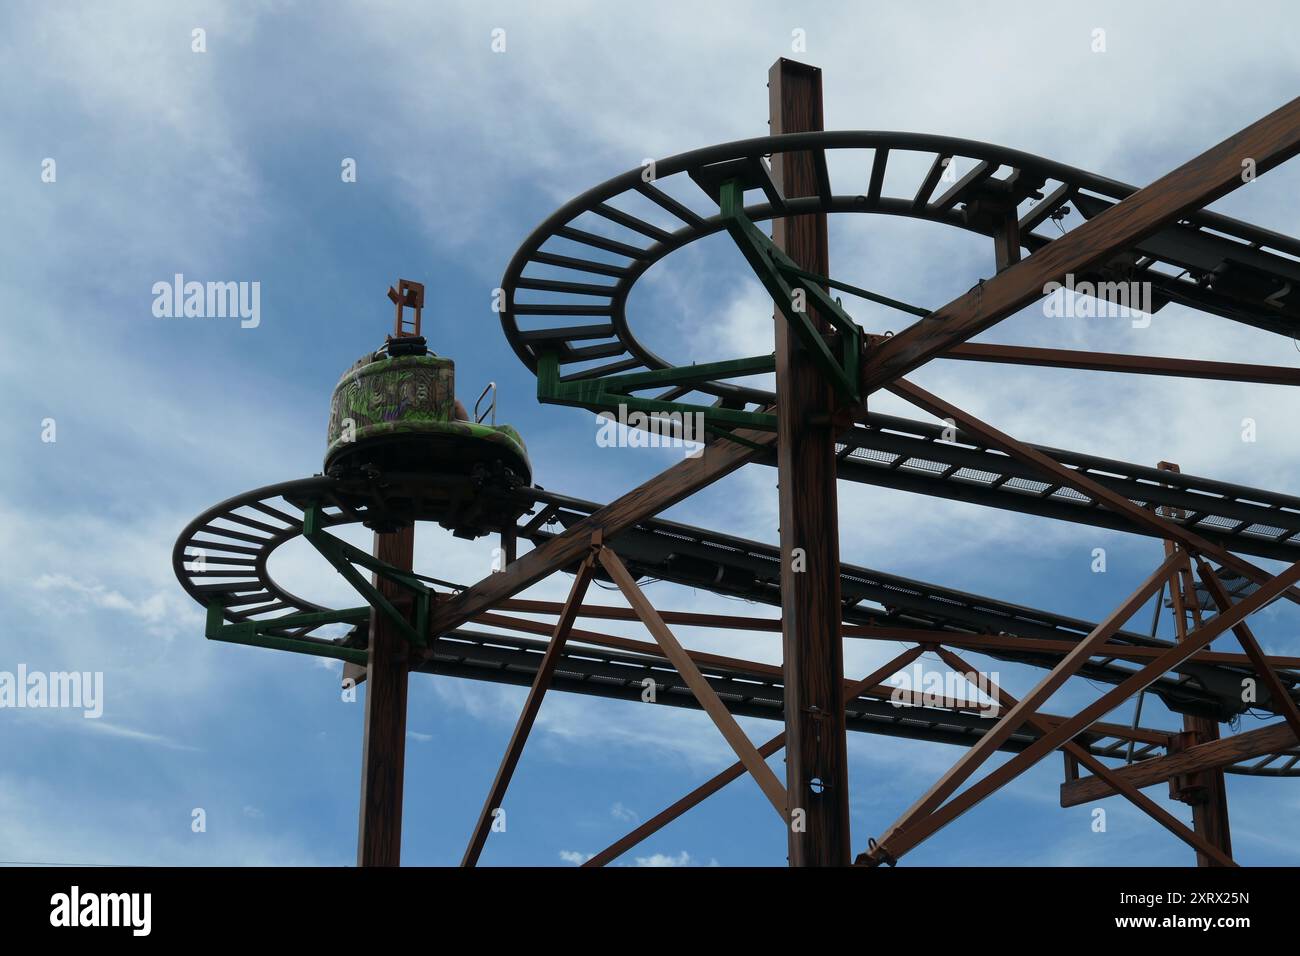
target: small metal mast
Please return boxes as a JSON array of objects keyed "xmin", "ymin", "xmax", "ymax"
[
  {"xmin": 387, "ymin": 278, "xmax": 425, "ymax": 340},
  {"xmin": 358, "ymin": 280, "xmax": 424, "ymax": 866}
]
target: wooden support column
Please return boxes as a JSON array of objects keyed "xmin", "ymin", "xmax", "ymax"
[
  {"xmin": 356, "ymin": 525, "xmax": 414, "ymax": 867},
  {"xmin": 769, "ymin": 57, "xmax": 850, "ymax": 866},
  {"xmin": 1157, "ymin": 462, "xmax": 1232, "ymax": 867}
]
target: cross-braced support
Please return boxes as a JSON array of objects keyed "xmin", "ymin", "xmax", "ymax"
[
  {"xmin": 178, "ymin": 59, "xmax": 1300, "ymax": 869},
  {"xmin": 858, "ymin": 557, "xmax": 1300, "ymax": 864}
]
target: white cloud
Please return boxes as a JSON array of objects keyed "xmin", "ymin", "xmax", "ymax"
[
  {"xmin": 82, "ymin": 721, "xmax": 199, "ymax": 752},
  {"xmin": 633, "ymin": 850, "xmax": 718, "ymax": 867},
  {"xmin": 31, "ymin": 573, "xmax": 178, "ymax": 639},
  {"xmin": 610, "ymin": 801, "xmax": 639, "ymax": 824}
]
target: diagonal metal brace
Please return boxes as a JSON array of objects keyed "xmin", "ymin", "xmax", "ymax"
[
  {"xmin": 302, "ymin": 505, "xmax": 430, "ymax": 647},
  {"xmin": 718, "ymin": 178, "xmax": 862, "ymax": 403}
]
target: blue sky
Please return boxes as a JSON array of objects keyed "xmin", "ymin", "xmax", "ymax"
[{"xmin": 4, "ymin": 0, "xmax": 1300, "ymax": 867}]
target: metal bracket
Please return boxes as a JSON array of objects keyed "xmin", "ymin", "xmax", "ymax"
[
  {"xmin": 204, "ymin": 601, "xmax": 371, "ymax": 665},
  {"xmin": 536, "ymin": 350, "xmax": 779, "ymax": 434},
  {"xmin": 717, "ymin": 178, "xmax": 863, "ymax": 404},
  {"xmin": 301, "ymin": 505, "xmax": 431, "ymax": 648}
]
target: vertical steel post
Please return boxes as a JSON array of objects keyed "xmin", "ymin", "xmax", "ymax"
[
  {"xmin": 356, "ymin": 525, "xmax": 414, "ymax": 866},
  {"xmin": 769, "ymin": 58, "xmax": 851, "ymax": 866}
]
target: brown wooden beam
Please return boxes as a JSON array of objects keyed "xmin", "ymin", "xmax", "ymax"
[
  {"xmin": 597, "ymin": 547, "xmax": 789, "ymax": 818},
  {"xmin": 770, "ymin": 56, "xmax": 851, "ymax": 867},
  {"xmin": 424, "ymin": 426, "xmax": 775, "ymax": 640},
  {"xmin": 497, "ymin": 598, "xmax": 782, "ymax": 633},
  {"xmin": 497, "ymin": 600, "xmax": 1300, "ymax": 670},
  {"xmin": 863, "ymin": 555, "xmax": 1300, "ymax": 865},
  {"xmin": 584, "ymin": 646, "xmax": 928, "ymax": 867},
  {"xmin": 862, "ymin": 95, "xmax": 1300, "ymax": 392},
  {"xmin": 887, "ymin": 378, "xmax": 1300, "ymax": 605},
  {"xmin": 1060, "ymin": 720, "xmax": 1297, "ymax": 807},
  {"xmin": 846, "ymin": 624, "xmax": 1300, "ymax": 670},
  {"xmin": 935, "ymin": 648, "xmax": 1234, "ymax": 867},
  {"xmin": 940, "ymin": 343, "xmax": 1300, "ymax": 387},
  {"xmin": 474, "ymin": 611, "xmax": 795, "ymax": 685},
  {"xmin": 460, "ymin": 554, "xmax": 597, "ymax": 867},
  {"xmin": 356, "ymin": 526, "xmax": 414, "ymax": 867}
]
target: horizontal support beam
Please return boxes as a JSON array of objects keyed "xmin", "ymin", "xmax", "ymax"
[
  {"xmin": 941, "ymin": 343, "xmax": 1300, "ymax": 386},
  {"xmin": 845, "ymin": 624, "xmax": 1300, "ymax": 673},
  {"xmin": 497, "ymin": 598, "xmax": 782, "ymax": 632},
  {"xmin": 474, "ymin": 612, "xmax": 1168, "ymax": 746},
  {"xmin": 1060, "ymin": 721, "xmax": 1297, "ymax": 807},
  {"xmin": 494, "ymin": 602, "xmax": 1300, "ymax": 693},
  {"xmin": 425, "ymin": 424, "xmax": 777, "ymax": 638}
]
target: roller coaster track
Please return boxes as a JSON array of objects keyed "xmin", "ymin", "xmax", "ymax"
[
  {"xmin": 500, "ymin": 131, "xmax": 1300, "ymax": 562},
  {"xmin": 172, "ymin": 478, "xmax": 1300, "ymax": 776}
]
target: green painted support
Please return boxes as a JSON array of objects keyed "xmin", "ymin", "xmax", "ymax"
[
  {"xmin": 530, "ymin": 179, "xmax": 879, "ymax": 431},
  {"xmin": 776, "ymin": 263, "xmax": 930, "ymax": 318},
  {"xmin": 301, "ymin": 506, "xmax": 431, "ymax": 648},
  {"xmin": 718, "ymin": 179, "xmax": 862, "ymax": 403},
  {"xmin": 537, "ymin": 351, "xmax": 779, "ymax": 432},
  {"xmin": 204, "ymin": 600, "xmax": 370, "ymax": 665}
]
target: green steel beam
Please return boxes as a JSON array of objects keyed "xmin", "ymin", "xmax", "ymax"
[
  {"xmin": 718, "ymin": 179, "xmax": 862, "ymax": 403},
  {"xmin": 776, "ymin": 263, "xmax": 930, "ymax": 318},
  {"xmin": 302, "ymin": 506, "xmax": 430, "ymax": 647},
  {"xmin": 532, "ymin": 180, "xmax": 880, "ymax": 425},
  {"xmin": 204, "ymin": 600, "xmax": 370, "ymax": 665},
  {"xmin": 537, "ymin": 351, "xmax": 779, "ymax": 432}
]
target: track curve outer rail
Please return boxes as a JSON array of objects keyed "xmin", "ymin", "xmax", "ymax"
[
  {"xmin": 172, "ymin": 477, "xmax": 1300, "ymax": 778},
  {"xmin": 172, "ymin": 476, "xmax": 356, "ymax": 634},
  {"xmin": 501, "ymin": 129, "xmax": 1300, "ymax": 401}
]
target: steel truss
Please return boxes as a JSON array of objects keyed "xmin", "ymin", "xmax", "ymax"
[{"xmin": 176, "ymin": 60, "xmax": 1300, "ymax": 867}]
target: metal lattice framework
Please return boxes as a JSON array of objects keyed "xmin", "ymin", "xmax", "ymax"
[{"xmin": 177, "ymin": 60, "xmax": 1300, "ymax": 868}]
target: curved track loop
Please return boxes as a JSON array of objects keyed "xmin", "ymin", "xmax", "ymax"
[
  {"xmin": 499, "ymin": 131, "xmax": 1300, "ymax": 562},
  {"xmin": 173, "ymin": 478, "xmax": 1300, "ymax": 778},
  {"xmin": 501, "ymin": 130, "xmax": 1300, "ymax": 398}
]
